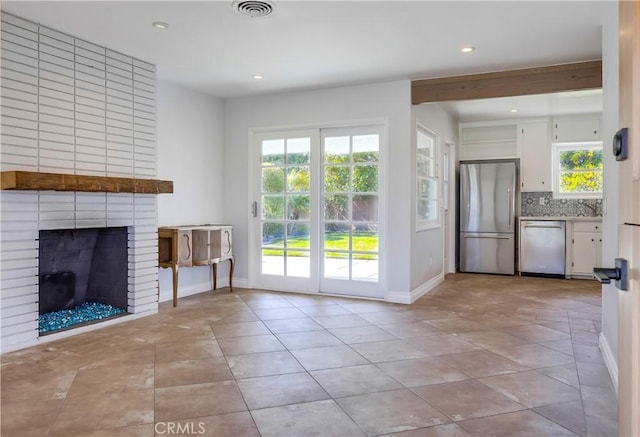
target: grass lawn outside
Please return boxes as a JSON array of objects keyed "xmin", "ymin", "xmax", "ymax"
[{"xmin": 263, "ymin": 232, "xmax": 378, "ymax": 260}]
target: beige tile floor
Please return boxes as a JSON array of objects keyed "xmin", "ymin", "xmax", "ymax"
[{"xmin": 1, "ymin": 273, "xmax": 617, "ymax": 436}]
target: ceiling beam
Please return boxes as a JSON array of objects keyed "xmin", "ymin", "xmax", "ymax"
[{"xmin": 411, "ymin": 60, "xmax": 602, "ymax": 105}]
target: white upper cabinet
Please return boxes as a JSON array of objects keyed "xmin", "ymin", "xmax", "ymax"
[
  {"xmin": 459, "ymin": 122, "xmax": 518, "ymax": 160},
  {"xmin": 552, "ymin": 115, "xmax": 601, "ymax": 143},
  {"xmin": 519, "ymin": 121, "xmax": 550, "ymax": 192}
]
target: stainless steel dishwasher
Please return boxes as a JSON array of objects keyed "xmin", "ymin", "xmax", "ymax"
[{"xmin": 520, "ymin": 220, "xmax": 566, "ymax": 276}]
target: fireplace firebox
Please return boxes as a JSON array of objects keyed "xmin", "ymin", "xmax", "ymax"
[{"xmin": 38, "ymin": 227, "xmax": 129, "ymax": 333}]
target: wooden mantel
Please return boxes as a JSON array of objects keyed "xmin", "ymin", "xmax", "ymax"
[{"xmin": 0, "ymin": 171, "xmax": 173, "ymax": 194}]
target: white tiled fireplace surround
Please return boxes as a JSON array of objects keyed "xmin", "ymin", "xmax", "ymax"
[{"xmin": 1, "ymin": 13, "xmax": 160, "ymax": 352}]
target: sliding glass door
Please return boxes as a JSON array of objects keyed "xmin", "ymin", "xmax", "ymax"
[{"xmin": 251, "ymin": 125, "xmax": 384, "ymax": 298}]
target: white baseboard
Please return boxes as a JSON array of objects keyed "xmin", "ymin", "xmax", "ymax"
[
  {"xmin": 158, "ymin": 282, "xmax": 210, "ymax": 303},
  {"xmin": 233, "ymin": 277, "xmax": 249, "ymax": 289},
  {"xmin": 158, "ymin": 277, "xmax": 250, "ymax": 303},
  {"xmin": 599, "ymin": 332, "xmax": 619, "ymax": 394},
  {"xmin": 381, "ymin": 290, "xmax": 409, "ymax": 304},
  {"xmin": 386, "ymin": 273, "xmax": 444, "ymax": 304}
]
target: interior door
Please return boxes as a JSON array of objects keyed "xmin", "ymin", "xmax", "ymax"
[{"xmin": 617, "ymin": 2, "xmax": 640, "ymax": 435}]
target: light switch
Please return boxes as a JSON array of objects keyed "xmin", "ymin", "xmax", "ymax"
[{"xmin": 539, "ymin": 197, "xmax": 545, "ymax": 206}]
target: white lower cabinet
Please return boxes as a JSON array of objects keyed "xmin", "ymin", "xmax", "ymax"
[{"xmin": 570, "ymin": 221, "xmax": 602, "ymax": 277}]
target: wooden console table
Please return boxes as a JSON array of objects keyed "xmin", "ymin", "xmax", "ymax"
[{"xmin": 158, "ymin": 225, "xmax": 234, "ymax": 307}]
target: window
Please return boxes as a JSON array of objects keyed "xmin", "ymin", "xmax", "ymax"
[
  {"xmin": 552, "ymin": 142, "xmax": 603, "ymax": 198},
  {"xmin": 416, "ymin": 125, "xmax": 439, "ymax": 230}
]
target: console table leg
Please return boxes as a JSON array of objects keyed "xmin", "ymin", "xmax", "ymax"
[
  {"xmin": 229, "ymin": 256, "xmax": 235, "ymax": 292},
  {"xmin": 212, "ymin": 263, "xmax": 218, "ymax": 290},
  {"xmin": 172, "ymin": 265, "xmax": 179, "ymax": 307}
]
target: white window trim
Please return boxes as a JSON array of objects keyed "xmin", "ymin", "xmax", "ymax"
[
  {"xmin": 551, "ymin": 141, "xmax": 603, "ymax": 199},
  {"xmin": 416, "ymin": 124, "xmax": 440, "ymax": 231}
]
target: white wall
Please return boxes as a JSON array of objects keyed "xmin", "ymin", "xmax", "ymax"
[
  {"xmin": 600, "ymin": 1, "xmax": 619, "ymax": 387},
  {"xmin": 224, "ymin": 80, "xmax": 413, "ymax": 297},
  {"xmin": 0, "ymin": 13, "xmax": 159, "ymax": 352},
  {"xmin": 411, "ymin": 103, "xmax": 458, "ymax": 291},
  {"xmin": 156, "ymin": 81, "xmax": 227, "ymax": 301}
]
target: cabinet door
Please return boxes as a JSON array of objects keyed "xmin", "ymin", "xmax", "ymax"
[
  {"xmin": 520, "ymin": 122, "xmax": 550, "ymax": 192},
  {"xmin": 209, "ymin": 227, "xmax": 232, "ymax": 259},
  {"xmin": 459, "ymin": 124, "xmax": 518, "ymax": 160},
  {"xmin": 572, "ymin": 232, "xmax": 599, "ymax": 275},
  {"xmin": 553, "ymin": 116, "xmax": 601, "ymax": 142},
  {"xmin": 191, "ymin": 229, "xmax": 210, "ymax": 265}
]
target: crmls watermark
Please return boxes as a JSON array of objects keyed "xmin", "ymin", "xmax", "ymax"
[{"xmin": 155, "ymin": 421, "xmax": 206, "ymax": 435}]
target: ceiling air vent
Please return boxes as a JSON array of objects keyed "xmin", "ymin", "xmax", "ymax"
[{"xmin": 233, "ymin": 0, "xmax": 275, "ymax": 18}]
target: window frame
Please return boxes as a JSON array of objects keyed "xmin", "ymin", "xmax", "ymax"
[
  {"xmin": 551, "ymin": 141, "xmax": 603, "ymax": 199},
  {"xmin": 416, "ymin": 124, "xmax": 440, "ymax": 231}
]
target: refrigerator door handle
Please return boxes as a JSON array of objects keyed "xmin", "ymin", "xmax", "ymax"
[
  {"xmin": 463, "ymin": 235, "xmax": 511, "ymax": 240},
  {"xmin": 508, "ymin": 186, "xmax": 513, "ymax": 230}
]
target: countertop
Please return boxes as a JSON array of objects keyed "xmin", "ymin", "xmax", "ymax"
[{"xmin": 520, "ymin": 216, "xmax": 602, "ymax": 222}]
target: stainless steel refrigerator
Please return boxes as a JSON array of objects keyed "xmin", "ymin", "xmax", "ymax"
[{"xmin": 459, "ymin": 160, "xmax": 517, "ymax": 275}]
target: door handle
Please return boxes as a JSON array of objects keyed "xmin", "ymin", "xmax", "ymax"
[
  {"xmin": 593, "ymin": 258, "xmax": 628, "ymax": 291},
  {"xmin": 251, "ymin": 201, "xmax": 258, "ymax": 218},
  {"xmin": 463, "ymin": 235, "xmax": 511, "ymax": 240}
]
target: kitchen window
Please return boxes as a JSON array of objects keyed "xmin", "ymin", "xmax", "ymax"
[
  {"xmin": 552, "ymin": 142, "xmax": 603, "ymax": 198},
  {"xmin": 416, "ymin": 125, "xmax": 439, "ymax": 230}
]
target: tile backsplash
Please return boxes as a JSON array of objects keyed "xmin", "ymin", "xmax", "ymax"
[{"xmin": 521, "ymin": 192, "xmax": 603, "ymax": 217}]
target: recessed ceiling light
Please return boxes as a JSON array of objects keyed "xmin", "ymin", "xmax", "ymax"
[
  {"xmin": 252, "ymin": 74, "xmax": 264, "ymax": 80},
  {"xmin": 461, "ymin": 47, "xmax": 475, "ymax": 53},
  {"xmin": 510, "ymin": 109, "xmax": 519, "ymax": 113},
  {"xmin": 152, "ymin": 22, "xmax": 169, "ymax": 30}
]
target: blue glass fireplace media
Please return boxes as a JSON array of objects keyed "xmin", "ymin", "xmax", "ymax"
[{"xmin": 38, "ymin": 302, "xmax": 126, "ymax": 333}]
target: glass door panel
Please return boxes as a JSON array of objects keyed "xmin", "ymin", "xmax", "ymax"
[
  {"xmin": 320, "ymin": 127, "xmax": 384, "ymax": 298},
  {"xmin": 254, "ymin": 130, "xmax": 318, "ymax": 292}
]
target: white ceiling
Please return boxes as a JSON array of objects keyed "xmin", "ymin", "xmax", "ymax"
[
  {"xmin": 440, "ymin": 89, "xmax": 603, "ymax": 123},
  {"xmin": 2, "ymin": 1, "xmax": 609, "ymax": 100}
]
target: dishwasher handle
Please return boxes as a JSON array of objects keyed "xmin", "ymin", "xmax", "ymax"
[{"xmin": 523, "ymin": 224, "xmax": 564, "ymax": 229}]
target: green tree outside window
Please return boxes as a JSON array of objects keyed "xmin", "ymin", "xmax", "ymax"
[{"xmin": 558, "ymin": 148, "xmax": 603, "ymax": 193}]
